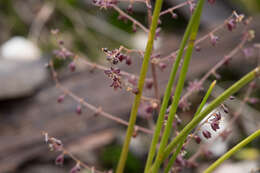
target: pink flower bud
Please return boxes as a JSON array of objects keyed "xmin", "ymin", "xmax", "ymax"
[
  {"xmin": 57, "ymin": 95, "xmax": 65, "ymax": 103},
  {"xmin": 70, "ymin": 163, "xmax": 81, "ymax": 173},
  {"xmin": 125, "ymin": 56, "xmax": 132, "ymax": 65},
  {"xmin": 145, "ymin": 79, "xmax": 153, "ymax": 89},
  {"xmin": 158, "ymin": 62, "xmax": 167, "ymax": 71},
  {"xmin": 76, "ymin": 105, "xmax": 82, "ymax": 115},
  {"xmin": 55, "ymin": 154, "xmax": 64, "ymax": 165},
  {"xmin": 194, "ymin": 135, "xmax": 201, "ymax": 144},
  {"xmin": 69, "ymin": 62, "xmax": 76, "ymax": 72},
  {"xmin": 208, "ymin": 0, "xmax": 216, "ymax": 4}
]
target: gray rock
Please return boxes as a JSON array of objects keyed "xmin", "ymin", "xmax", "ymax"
[{"xmin": 0, "ymin": 59, "xmax": 48, "ymax": 100}]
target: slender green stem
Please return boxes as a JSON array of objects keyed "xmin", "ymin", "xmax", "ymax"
[
  {"xmin": 144, "ymin": 1, "xmax": 205, "ymax": 172},
  {"xmin": 204, "ymin": 129, "xmax": 260, "ymax": 173},
  {"xmin": 194, "ymin": 81, "xmax": 217, "ymax": 118},
  {"xmin": 164, "ymin": 80, "xmax": 216, "ymax": 173},
  {"xmin": 115, "ymin": 0, "xmax": 164, "ymax": 172},
  {"xmin": 151, "ymin": 1, "xmax": 205, "ymax": 172},
  {"xmin": 158, "ymin": 67, "xmax": 260, "ymax": 165}
]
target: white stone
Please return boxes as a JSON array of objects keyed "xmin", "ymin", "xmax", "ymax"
[
  {"xmin": 131, "ymin": 31, "xmax": 161, "ymax": 50},
  {"xmin": 0, "ymin": 36, "xmax": 41, "ymax": 61}
]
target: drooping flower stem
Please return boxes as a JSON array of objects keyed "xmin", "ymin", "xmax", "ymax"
[
  {"xmin": 204, "ymin": 129, "xmax": 260, "ymax": 173},
  {"xmin": 115, "ymin": 0, "xmax": 164, "ymax": 172}
]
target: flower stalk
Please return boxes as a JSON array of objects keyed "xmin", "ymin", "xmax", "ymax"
[{"xmin": 115, "ymin": 0, "xmax": 165, "ymax": 171}]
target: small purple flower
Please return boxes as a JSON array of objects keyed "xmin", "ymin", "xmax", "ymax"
[
  {"xmin": 76, "ymin": 105, "xmax": 82, "ymax": 115},
  {"xmin": 210, "ymin": 34, "xmax": 219, "ymax": 46},
  {"xmin": 132, "ymin": 88, "xmax": 139, "ymax": 95},
  {"xmin": 125, "ymin": 56, "xmax": 132, "ymax": 65},
  {"xmin": 187, "ymin": 79, "xmax": 203, "ymax": 92},
  {"xmin": 104, "ymin": 67, "xmax": 122, "ymax": 90},
  {"xmin": 158, "ymin": 62, "xmax": 167, "ymax": 71},
  {"xmin": 126, "ymin": 4, "xmax": 133, "ymax": 14},
  {"xmin": 195, "ymin": 45, "xmax": 201, "ymax": 52},
  {"xmin": 194, "ymin": 135, "xmax": 201, "ymax": 144},
  {"xmin": 171, "ymin": 12, "xmax": 178, "ymax": 19},
  {"xmin": 69, "ymin": 62, "xmax": 76, "ymax": 72},
  {"xmin": 208, "ymin": 0, "xmax": 216, "ymax": 4},
  {"xmin": 247, "ymin": 97, "xmax": 259, "ymax": 104},
  {"xmin": 229, "ymin": 96, "xmax": 235, "ymax": 100},
  {"xmin": 211, "ymin": 120, "xmax": 220, "ymax": 131},
  {"xmin": 221, "ymin": 104, "xmax": 229, "ymax": 114},
  {"xmin": 226, "ymin": 18, "xmax": 236, "ymax": 31},
  {"xmin": 155, "ymin": 27, "xmax": 161, "ymax": 39},
  {"xmin": 57, "ymin": 95, "xmax": 65, "ymax": 103},
  {"xmin": 175, "ymin": 155, "xmax": 187, "ymax": 167},
  {"xmin": 55, "ymin": 153, "xmax": 64, "ymax": 165},
  {"xmin": 118, "ymin": 54, "xmax": 127, "ymax": 62},
  {"xmin": 70, "ymin": 163, "xmax": 81, "ymax": 173},
  {"xmin": 202, "ymin": 130, "xmax": 211, "ymax": 139},
  {"xmin": 188, "ymin": 2, "xmax": 195, "ymax": 13},
  {"xmin": 145, "ymin": 79, "xmax": 153, "ymax": 89},
  {"xmin": 132, "ymin": 23, "xmax": 137, "ymax": 32},
  {"xmin": 117, "ymin": 14, "xmax": 128, "ymax": 23}
]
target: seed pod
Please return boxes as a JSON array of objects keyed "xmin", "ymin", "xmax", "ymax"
[
  {"xmin": 125, "ymin": 56, "xmax": 132, "ymax": 65},
  {"xmin": 211, "ymin": 120, "xmax": 220, "ymax": 131},
  {"xmin": 57, "ymin": 95, "xmax": 65, "ymax": 103},
  {"xmin": 202, "ymin": 130, "xmax": 211, "ymax": 139},
  {"xmin": 194, "ymin": 135, "xmax": 201, "ymax": 144}
]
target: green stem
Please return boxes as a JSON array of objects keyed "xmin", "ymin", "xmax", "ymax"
[
  {"xmin": 115, "ymin": 0, "xmax": 164, "ymax": 172},
  {"xmin": 164, "ymin": 80, "xmax": 216, "ymax": 173},
  {"xmin": 204, "ymin": 129, "xmax": 260, "ymax": 173},
  {"xmin": 144, "ymin": 1, "xmax": 205, "ymax": 172},
  {"xmin": 151, "ymin": 1, "xmax": 205, "ymax": 172},
  {"xmin": 193, "ymin": 80, "xmax": 216, "ymax": 118},
  {"xmin": 159, "ymin": 67, "xmax": 260, "ymax": 165}
]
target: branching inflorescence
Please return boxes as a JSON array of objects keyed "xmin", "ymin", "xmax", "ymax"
[{"xmin": 43, "ymin": 0, "xmax": 260, "ymax": 173}]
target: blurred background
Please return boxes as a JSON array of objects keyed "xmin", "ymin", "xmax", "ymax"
[{"xmin": 0, "ymin": 0, "xmax": 260, "ymax": 173}]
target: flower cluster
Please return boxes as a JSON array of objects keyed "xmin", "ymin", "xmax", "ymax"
[
  {"xmin": 102, "ymin": 48, "xmax": 131, "ymax": 65},
  {"xmin": 53, "ymin": 47, "xmax": 74, "ymax": 60},
  {"xmin": 104, "ymin": 67, "xmax": 122, "ymax": 90},
  {"xmin": 44, "ymin": 133, "xmax": 63, "ymax": 151},
  {"xmin": 187, "ymin": 79, "xmax": 203, "ymax": 92},
  {"xmin": 43, "ymin": 133, "xmax": 85, "ymax": 173}
]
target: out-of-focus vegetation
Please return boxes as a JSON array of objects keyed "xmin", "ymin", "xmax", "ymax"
[{"xmin": 1, "ymin": 0, "xmax": 258, "ymax": 61}]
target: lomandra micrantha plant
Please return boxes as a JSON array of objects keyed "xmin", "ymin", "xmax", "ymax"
[{"xmin": 44, "ymin": 0, "xmax": 260, "ymax": 172}]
